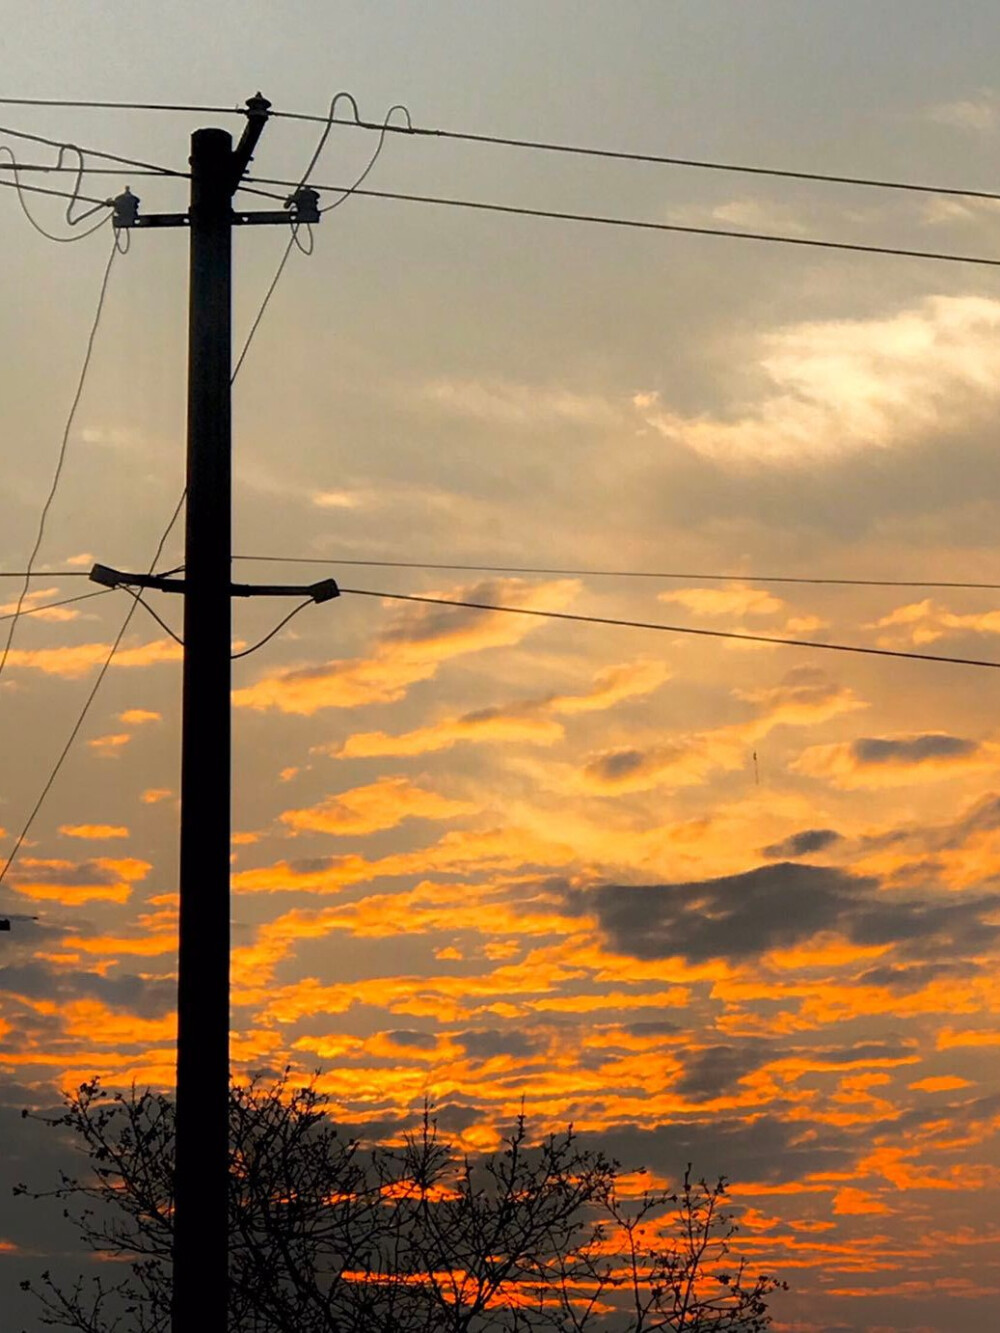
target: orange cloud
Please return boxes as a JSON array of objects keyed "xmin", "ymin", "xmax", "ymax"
[
  {"xmin": 232, "ymin": 578, "xmax": 578, "ymax": 715},
  {"xmin": 119, "ymin": 708, "xmax": 161, "ymax": 724},
  {"xmin": 233, "ymin": 825, "xmax": 577, "ymax": 897},
  {"xmin": 832, "ymin": 1187, "xmax": 893, "ymax": 1216},
  {"xmin": 59, "ymin": 824, "xmax": 130, "ymax": 840},
  {"xmin": 7, "ymin": 856, "xmax": 151, "ymax": 905},
  {"xmin": 88, "ymin": 732, "xmax": 132, "ymax": 754},
  {"xmin": 141, "ymin": 788, "xmax": 173, "ymax": 804},
  {"xmin": 279, "ymin": 776, "xmax": 476, "ymax": 836},
  {"xmin": 908, "ymin": 1076, "xmax": 974, "ymax": 1093}
]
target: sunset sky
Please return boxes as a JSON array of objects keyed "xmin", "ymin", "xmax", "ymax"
[{"xmin": 4, "ymin": 4, "xmax": 1000, "ymax": 1330}]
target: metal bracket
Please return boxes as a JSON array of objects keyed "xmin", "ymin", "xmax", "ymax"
[{"xmin": 90, "ymin": 564, "xmax": 339, "ymax": 603}]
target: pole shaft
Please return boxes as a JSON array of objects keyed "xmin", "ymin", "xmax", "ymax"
[{"xmin": 172, "ymin": 126, "xmax": 233, "ymax": 1332}]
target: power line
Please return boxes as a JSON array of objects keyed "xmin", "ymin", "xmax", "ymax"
[
  {"xmin": 0, "ymin": 171, "xmax": 110, "ymax": 209},
  {"xmin": 0, "ymin": 491, "xmax": 184, "ymax": 891},
  {"xmin": 231, "ymin": 599, "xmax": 313, "ymax": 660},
  {"xmin": 305, "ymin": 183, "xmax": 1000, "ymax": 269},
  {"xmin": 121, "ymin": 587, "xmax": 184, "ymax": 645},
  {"xmin": 338, "ymin": 587, "xmax": 1000, "ymax": 671},
  {"xmin": 231, "ymin": 555, "xmax": 1000, "ymax": 593},
  {"xmin": 4, "ymin": 95, "xmax": 1000, "ymax": 206},
  {"xmin": 0, "ymin": 122, "xmax": 184, "ymax": 177},
  {"xmin": 0, "ymin": 238, "xmax": 118, "ymax": 685},
  {"xmin": 0, "ymin": 589, "xmax": 113, "ymax": 621}
]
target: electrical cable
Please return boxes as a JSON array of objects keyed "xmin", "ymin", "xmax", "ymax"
[
  {"xmin": 0, "ymin": 492, "xmax": 185, "ymax": 890},
  {"xmin": 337, "ymin": 587, "xmax": 1000, "ymax": 672},
  {"xmin": 231, "ymin": 97, "xmax": 407, "ymax": 379},
  {"xmin": 0, "ymin": 122, "xmax": 185, "ymax": 177},
  {"xmin": 0, "ymin": 163, "xmax": 187, "ymax": 177},
  {"xmin": 119, "ymin": 587, "xmax": 184, "ymax": 645},
  {"xmin": 231, "ymin": 599, "xmax": 313, "ymax": 660},
  {"xmin": 5, "ymin": 96, "xmax": 1000, "ymax": 207},
  {"xmin": 0, "ymin": 237, "xmax": 117, "ymax": 687},
  {"xmin": 309, "ymin": 183, "xmax": 1000, "ymax": 269},
  {"xmin": 0, "ymin": 589, "xmax": 113, "ymax": 622},
  {"xmin": 230, "ymin": 556, "xmax": 1000, "ymax": 593}
]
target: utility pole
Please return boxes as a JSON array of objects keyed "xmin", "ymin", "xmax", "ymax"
[
  {"xmin": 95, "ymin": 95, "xmax": 332, "ymax": 1331},
  {"xmin": 172, "ymin": 120, "xmax": 236, "ymax": 1333}
]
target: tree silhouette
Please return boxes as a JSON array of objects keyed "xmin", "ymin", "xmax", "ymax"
[{"xmin": 16, "ymin": 1075, "xmax": 785, "ymax": 1331}]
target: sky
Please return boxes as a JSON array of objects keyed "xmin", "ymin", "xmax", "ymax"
[{"xmin": 2, "ymin": 3, "xmax": 1000, "ymax": 1329}]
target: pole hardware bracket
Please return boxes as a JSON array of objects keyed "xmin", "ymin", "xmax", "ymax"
[{"xmin": 90, "ymin": 564, "xmax": 339, "ymax": 603}]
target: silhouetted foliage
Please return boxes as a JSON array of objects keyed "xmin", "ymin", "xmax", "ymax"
[{"xmin": 16, "ymin": 1075, "xmax": 785, "ymax": 1331}]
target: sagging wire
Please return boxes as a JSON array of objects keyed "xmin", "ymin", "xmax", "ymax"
[
  {"xmin": 231, "ymin": 599, "xmax": 314, "ymax": 660},
  {"xmin": 0, "ymin": 236, "xmax": 119, "ymax": 685},
  {"xmin": 0, "ymin": 141, "xmax": 111, "ymax": 241},
  {"xmin": 232, "ymin": 94, "xmax": 409, "ymax": 377}
]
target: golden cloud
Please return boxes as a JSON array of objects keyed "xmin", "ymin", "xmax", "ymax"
[
  {"xmin": 335, "ymin": 659, "xmax": 669, "ymax": 759},
  {"xmin": 0, "ymin": 638, "xmax": 181, "ymax": 679},
  {"xmin": 658, "ymin": 584, "xmax": 786, "ymax": 619},
  {"xmin": 792, "ymin": 734, "xmax": 997, "ymax": 789},
  {"xmin": 233, "ymin": 578, "xmax": 579, "ymax": 715},
  {"xmin": 279, "ymin": 776, "xmax": 476, "ymax": 837}
]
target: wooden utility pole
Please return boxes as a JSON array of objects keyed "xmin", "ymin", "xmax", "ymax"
[{"xmin": 95, "ymin": 94, "xmax": 333, "ymax": 1331}]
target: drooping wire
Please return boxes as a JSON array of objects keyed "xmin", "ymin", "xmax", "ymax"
[
  {"xmin": 0, "ymin": 145, "xmax": 111, "ymax": 240},
  {"xmin": 230, "ymin": 555, "xmax": 1000, "ymax": 593},
  {"xmin": 0, "ymin": 237, "xmax": 118, "ymax": 687},
  {"xmin": 0, "ymin": 491, "xmax": 185, "ymax": 890},
  {"xmin": 337, "ymin": 587, "xmax": 1000, "ymax": 672},
  {"xmin": 231, "ymin": 599, "xmax": 313, "ymax": 660},
  {"xmin": 120, "ymin": 587, "xmax": 184, "ymax": 645},
  {"xmin": 231, "ymin": 96, "xmax": 408, "ymax": 379}
]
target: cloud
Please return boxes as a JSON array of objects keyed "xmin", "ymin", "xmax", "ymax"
[
  {"xmin": 634, "ymin": 296, "xmax": 1000, "ymax": 464},
  {"xmin": 666, "ymin": 196, "xmax": 811, "ymax": 236},
  {"xmin": 576, "ymin": 861, "xmax": 1000, "ymax": 964},
  {"xmin": 233, "ymin": 578, "xmax": 578, "ymax": 715},
  {"xmin": 657, "ymin": 584, "xmax": 786, "ymax": 619},
  {"xmin": 335, "ymin": 659, "xmax": 670, "ymax": 758},
  {"xmin": 88, "ymin": 732, "xmax": 131, "ymax": 755},
  {"xmin": 0, "ymin": 587, "xmax": 82, "ymax": 623},
  {"xmin": 925, "ymin": 90, "xmax": 1000, "ymax": 133},
  {"xmin": 59, "ymin": 824, "xmax": 130, "ymax": 840},
  {"xmin": 140, "ymin": 788, "xmax": 172, "ymax": 804},
  {"xmin": 793, "ymin": 733, "xmax": 994, "ymax": 788},
  {"xmin": 761, "ymin": 829, "xmax": 843, "ymax": 859},
  {"xmin": 0, "ymin": 638, "xmax": 181, "ymax": 679},
  {"xmin": 119, "ymin": 709, "xmax": 161, "ymax": 725},
  {"xmin": 421, "ymin": 378, "xmax": 620, "ymax": 429},
  {"xmin": 868, "ymin": 599, "xmax": 1000, "ymax": 647},
  {"xmin": 578, "ymin": 667, "xmax": 863, "ymax": 794},
  {"xmin": 279, "ymin": 776, "xmax": 476, "ymax": 837},
  {"xmin": 6, "ymin": 856, "xmax": 151, "ymax": 905}
]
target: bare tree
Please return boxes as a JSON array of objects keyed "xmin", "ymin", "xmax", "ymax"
[{"xmin": 16, "ymin": 1075, "xmax": 785, "ymax": 1332}]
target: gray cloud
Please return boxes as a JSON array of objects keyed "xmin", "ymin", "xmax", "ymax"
[
  {"xmin": 760, "ymin": 828, "xmax": 842, "ymax": 858},
  {"xmin": 0, "ymin": 962, "xmax": 174, "ymax": 1020},
  {"xmin": 676, "ymin": 1041, "xmax": 773, "ymax": 1101},
  {"xmin": 851, "ymin": 734, "xmax": 979, "ymax": 765},
  {"xmin": 577, "ymin": 862, "xmax": 1000, "ymax": 963},
  {"xmin": 454, "ymin": 1028, "xmax": 541, "ymax": 1060}
]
